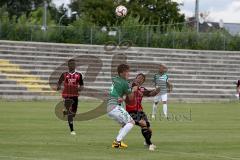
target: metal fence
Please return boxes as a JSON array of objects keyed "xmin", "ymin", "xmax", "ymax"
[{"xmin": 0, "ymin": 23, "xmax": 238, "ymax": 51}]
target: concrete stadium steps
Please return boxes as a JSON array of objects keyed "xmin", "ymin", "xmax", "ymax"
[
  {"xmin": 0, "ymin": 76, "xmax": 28, "ymax": 91},
  {"xmin": 0, "ymin": 40, "xmax": 239, "ymax": 101},
  {"xmin": 1, "ymin": 55, "xmax": 239, "ymax": 69},
  {"xmin": 1, "ymin": 42, "xmax": 240, "ymax": 61},
  {"xmin": 1, "ymin": 73, "xmax": 239, "ymax": 84},
  {"xmin": 0, "ymin": 56, "xmax": 239, "ymax": 76},
  {"xmin": 0, "ymin": 75, "xmax": 235, "ymax": 90},
  {"xmin": 1, "ymin": 40, "xmax": 240, "ymax": 56},
  {"xmin": 0, "ymin": 59, "xmax": 51, "ymax": 91},
  {"xmin": 0, "ymin": 59, "xmax": 239, "ymax": 75},
  {"xmin": 1, "ymin": 48, "xmax": 240, "ymax": 64},
  {"xmin": 0, "ymin": 48, "xmax": 239, "ymax": 64},
  {"xmin": 0, "ymin": 53, "xmax": 239, "ymax": 72},
  {"xmin": 1, "ymin": 68, "xmax": 240, "ymax": 77},
  {"xmin": 0, "ymin": 41, "xmax": 240, "ymax": 59},
  {"xmin": 2, "ymin": 59, "xmax": 239, "ymax": 72}
]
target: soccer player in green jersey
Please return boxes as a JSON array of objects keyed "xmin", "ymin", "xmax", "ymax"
[
  {"xmin": 152, "ymin": 64, "xmax": 173, "ymax": 118},
  {"xmin": 107, "ymin": 64, "xmax": 138, "ymax": 149}
]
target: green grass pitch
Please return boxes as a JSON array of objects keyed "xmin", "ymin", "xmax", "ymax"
[{"xmin": 0, "ymin": 101, "xmax": 240, "ymax": 160}]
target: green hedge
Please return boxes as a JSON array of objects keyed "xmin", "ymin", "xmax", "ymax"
[{"xmin": 0, "ymin": 21, "xmax": 239, "ymax": 51}]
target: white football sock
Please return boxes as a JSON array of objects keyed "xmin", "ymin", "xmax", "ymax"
[
  {"xmin": 152, "ymin": 103, "xmax": 158, "ymax": 116},
  {"xmin": 163, "ymin": 104, "xmax": 168, "ymax": 117},
  {"xmin": 116, "ymin": 123, "xmax": 134, "ymax": 142},
  {"xmin": 118, "ymin": 127, "xmax": 123, "ymax": 134}
]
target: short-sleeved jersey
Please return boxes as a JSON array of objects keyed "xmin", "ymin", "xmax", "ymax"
[
  {"xmin": 108, "ymin": 76, "xmax": 131, "ymax": 106},
  {"xmin": 125, "ymin": 86, "xmax": 146, "ymax": 112},
  {"xmin": 60, "ymin": 72, "xmax": 84, "ymax": 98},
  {"xmin": 153, "ymin": 73, "xmax": 168, "ymax": 94}
]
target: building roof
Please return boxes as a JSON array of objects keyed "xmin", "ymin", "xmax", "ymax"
[
  {"xmin": 187, "ymin": 17, "xmax": 240, "ymax": 36},
  {"xmin": 224, "ymin": 23, "xmax": 240, "ymax": 36}
]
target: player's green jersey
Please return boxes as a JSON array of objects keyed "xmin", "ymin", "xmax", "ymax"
[
  {"xmin": 108, "ymin": 76, "xmax": 131, "ymax": 107},
  {"xmin": 153, "ymin": 73, "xmax": 168, "ymax": 94}
]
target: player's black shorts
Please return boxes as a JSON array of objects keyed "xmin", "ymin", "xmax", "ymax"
[
  {"xmin": 128, "ymin": 111, "xmax": 150, "ymax": 127},
  {"xmin": 64, "ymin": 97, "xmax": 78, "ymax": 117}
]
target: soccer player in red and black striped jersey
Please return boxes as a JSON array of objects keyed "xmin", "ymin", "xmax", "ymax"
[
  {"xmin": 125, "ymin": 73, "xmax": 160, "ymax": 151},
  {"xmin": 57, "ymin": 59, "xmax": 84, "ymax": 135}
]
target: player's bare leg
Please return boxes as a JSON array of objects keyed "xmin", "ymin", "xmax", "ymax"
[
  {"xmin": 152, "ymin": 102, "xmax": 159, "ymax": 119},
  {"xmin": 64, "ymin": 98, "xmax": 77, "ymax": 135},
  {"xmin": 162, "ymin": 101, "xmax": 168, "ymax": 118},
  {"xmin": 68, "ymin": 108, "xmax": 76, "ymax": 135}
]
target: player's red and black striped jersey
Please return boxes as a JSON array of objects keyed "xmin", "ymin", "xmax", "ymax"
[
  {"xmin": 125, "ymin": 87, "xmax": 146, "ymax": 112},
  {"xmin": 59, "ymin": 72, "xmax": 84, "ymax": 98}
]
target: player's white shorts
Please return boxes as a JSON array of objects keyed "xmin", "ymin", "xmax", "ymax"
[
  {"xmin": 107, "ymin": 105, "xmax": 133, "ymax": 125},
  {"xmin": 154, "ymin": 93, "xmax": 168, "ymax": 102}
]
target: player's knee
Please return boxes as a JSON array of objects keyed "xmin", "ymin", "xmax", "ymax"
[
  {"xmin": 125, "ymin": 120, "xmax": 135, "ymax": 126},
  {"xmin": 130, "ymin": 120, "xmax": 135, "ymax": 125},
  {"xmin": 68, "ymin": 117, "xmax": 73, "ymax": 123},
  {"xmin": 162, "ymin": 101, "xmax": 167, "ymax": 104},
  {"xmin": 139, "ymin": 120, "xmax": 147, "ymax": 127},
  {"xmin": 148, "ymin": 128, "xmax": 152, "ymax": 134}
]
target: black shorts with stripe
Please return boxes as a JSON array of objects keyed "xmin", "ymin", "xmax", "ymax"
[
  {"xmin": 128, "ymin": 111, "xmax": 150, "ymax": 127},
  {"xmin": 64, "ymin": 97, "xmax": 78, "ymax": 117}
]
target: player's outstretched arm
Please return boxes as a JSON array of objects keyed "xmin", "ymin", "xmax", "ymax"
[
  {"xmin": 78, "ymin": 73, "xmax": 84, "ymax": 92},
  {"xmin": 167, "ymin": 81, "xmax": 173, "ymax": 93},
  {"xmin": 143, "ymin": 87, "xmax": 160, "ymax": 97},
  {"xmin": 56, "ymin": 73, "xmax": 64, "ymax": 91}
]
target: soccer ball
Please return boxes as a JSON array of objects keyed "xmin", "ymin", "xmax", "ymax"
[{"xmin": 115, "ymin": 5, "xmax": 128, "ymax": 17}]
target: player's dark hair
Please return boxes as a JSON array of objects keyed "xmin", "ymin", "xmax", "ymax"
[
  {"xmin": 132, "ymin": 73, "xmax": 146, "ymax": 87},
  {"xmin": 117, "ymin": 64, "xmax": 129, "ymax": 75},
  {"xmin": 159, "ymin": 63, "xmax": 165, "ymax": 68},
  {"xmin": 136, "ymin": 73, "xmax": 146, "ymax": 81},
  {"xmin": 68, "ymin": 59, "xmax": 75, "ymax": 64}
]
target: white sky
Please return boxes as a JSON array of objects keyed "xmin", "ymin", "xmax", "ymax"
[
  {"xmin": 52, "ymin": 0, "xmax": 70, "ymax": 7},
  {"xmin": 173, "ymin": 0, "xmax": 240, "ymax": 23},
  {"xmin": 53, "ymin": 0, "xmax": 240, "ymax": 23}
]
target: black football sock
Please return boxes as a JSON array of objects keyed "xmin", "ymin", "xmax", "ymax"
[
  {"xmin": 68, "ymin": 121, "xmax": 74, "ymax": 132},
  {"xmin": 141, "ymin": 128, "xmax": 152, "ymax": 145},
  {"xmin": 68, "ymin": 115, "xmax": 74, "ymax": 132}
]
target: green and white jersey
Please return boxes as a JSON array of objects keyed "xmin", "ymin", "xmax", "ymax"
[
  {"xmin": 107, "ymin": 76, "xmax": 131, "ymax": 108},
  {"xmin": 153, "ymin": 73, "xmax": 168, "ymax": 94}
]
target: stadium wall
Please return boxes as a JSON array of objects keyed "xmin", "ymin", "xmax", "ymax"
[{"xmin": 0, "ymin": 40, "xmax": 239, "ymax": 102}]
